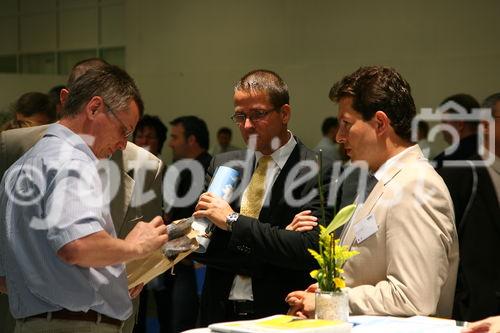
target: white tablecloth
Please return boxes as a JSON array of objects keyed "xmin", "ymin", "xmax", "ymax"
[{"xmin": 182, "ymin": 315, "xmax": 463, "ymax": 333}]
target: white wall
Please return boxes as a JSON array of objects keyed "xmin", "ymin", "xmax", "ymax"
[
  {"xmin": 125, "ymin": 0, "xmax": 500, "ymax": 162},
  {"xmin": 1, "ymin": 0, "xmax": 499, "ymax": 163},
  {"xmin": 0, "ymin": 0, "xmax": 123, "ymax": 113},
  {"xmin": 0, "ymin": 74, "xmax": 66, "ymax": 113}
]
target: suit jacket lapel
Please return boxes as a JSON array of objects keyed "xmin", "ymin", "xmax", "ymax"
[
  {"xmin": 341, "ymin": 180, "xmax": 384, "ymax": 247},
  {"xmin": 110, "ymin": 150, "xmax": 135, "ymax": 237},
  {"xmin": 341, "ymin": 145, "xmax": 424, "ymax": 248}
]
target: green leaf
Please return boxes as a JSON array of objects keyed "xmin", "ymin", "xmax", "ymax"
[{"xmin": 326, "ymin": 204, "xmax": 356, "ymax": 234}]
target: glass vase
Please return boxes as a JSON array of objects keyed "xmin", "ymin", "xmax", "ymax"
[{"xmin": 315, "ymin": 289, "xmax": 349, "ymax": 321}]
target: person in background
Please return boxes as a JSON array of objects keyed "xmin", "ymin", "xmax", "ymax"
[
  {"xmin": 438, "ymin": 93, "xmax": 500, "ymax": 321},
  {"xmin": 48, "ymin": 85, "xmax": 66, "ymax": 117},
  {"xmin": 167, "ymin": 115, "xmax": 212, "ymax": 219},
  {"xmin": 0, "ymin": 119, "xmax": 35, "ymax": 131},
  {"xmin": 211, "ymin": 126, "xmax": 239, "ymax": 155},
  {"xmin": 131, "ymin": 115, "xmax": 168, "ymax": 333},
  {"xmin": 314, "ymin": 117, "xmax": 342, "ymax": 161},
  {"xmin": 158, "ymin": 116, "xmax": 211, "ymax": 333},
  {"xmin": 133, "ymin": 115, "xmax": 168, "ymax": 157},
  {"xmin": 0, "ymin": 92, "xmax": 56, "ymax": 131},
  {"xmin": 434, "ymin": 94, "xmax": 481, "ymax": 168},
  {"xmin": 287, "ymin": 66, "xmax": 458, "ymax": 318}
]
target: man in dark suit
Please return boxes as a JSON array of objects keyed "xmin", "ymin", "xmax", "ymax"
[
  {"xmin": 192, "ymin": 69, "xmax": 333, "ymax": 325},
  {"xmin": 434, "ymin": 94, "xmax": 482, "ymax": 168},
  {"xmin": 438, "ymin": 93, "xmax": 500, "ymax": 321}
]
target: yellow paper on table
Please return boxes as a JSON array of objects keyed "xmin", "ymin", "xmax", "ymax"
[
  {"xmin": 208, "ymin": 315, "xmax": 352, "ymax": 333},
  {"xmin": 126, "ymin": 227, "xmax": 200, "ymax": 288}
]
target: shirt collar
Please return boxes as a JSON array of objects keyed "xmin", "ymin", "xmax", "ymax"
[
  {"xmin": 44, "ymin": 123, "xmax": 98, "ymax": 162},
  {"xmin": 255, "ymin": 130, "xmax": 297, "ymax": 170},
  {"xmin": 374, "ymin": 145, "xmax": 417, "ymax": 181}
]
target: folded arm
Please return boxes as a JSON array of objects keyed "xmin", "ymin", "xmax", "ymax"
[
  {"xmin": 230, "ymin": 215, "xmax": 320, "ymax": 270},
  {"xmin": 193, "ymin": 195, "xmax": 324, "ymax": 270}
]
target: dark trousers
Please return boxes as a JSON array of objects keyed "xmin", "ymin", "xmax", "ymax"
[
  {"xmin": 224, "ymin": 300, "xmax": 259, "ymax": 322},
  {"xmin": 134, "ymin": 261, "xmax": 199, "ymax": 333}
]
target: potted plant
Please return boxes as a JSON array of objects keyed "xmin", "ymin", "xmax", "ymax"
[{"xmin": 308, "ymin": 151, "xmax": 359, "ymax": 321}]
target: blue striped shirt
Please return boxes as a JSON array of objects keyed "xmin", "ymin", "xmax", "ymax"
[{"xmin": 0, "ymin": 123, "xmax": 132, "ymax": 320}]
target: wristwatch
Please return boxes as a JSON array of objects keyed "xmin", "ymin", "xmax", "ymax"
[{"xmin": 225, "ymin": 212, "xmax": 239, "ymax": 232}]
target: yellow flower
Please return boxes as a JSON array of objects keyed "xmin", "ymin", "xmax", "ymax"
[
  {"xmin": 334, "ymin": 278, "xmax": 345, "ymax": 289},
  {"xmin": 306, "ymin": 168, "xmax": 358, "ymax": 292}
]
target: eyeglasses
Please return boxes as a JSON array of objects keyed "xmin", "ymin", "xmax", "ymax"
[
  {"xmin": 230, "ymin": 108, "xmax": 277, "ymax": 124},
  {"xmin": 104, "ymin": 102, "xmax": 134, "ymax": 138}
]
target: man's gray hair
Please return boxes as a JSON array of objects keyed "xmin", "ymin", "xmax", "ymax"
[{"xmin": 61, "ymin": 65, "xmax": 144, "ymax": 118}]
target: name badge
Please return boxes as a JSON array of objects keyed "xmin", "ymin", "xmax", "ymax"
[{"xmin": 354, "ymin": 214, "xmax": 378, "ymax": 244}]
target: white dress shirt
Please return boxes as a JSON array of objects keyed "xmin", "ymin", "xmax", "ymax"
[{"xmin": 229, "ymin": 132, "xmax": 297, "ymax": 301}]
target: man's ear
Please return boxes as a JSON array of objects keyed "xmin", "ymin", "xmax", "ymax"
[
  {"xmin": 374, "ymin": 110, "xmax": 390, "ymax": 135},
  {"xmin": 280, "ymin": 104, "xmax": 291, "ymax": 124},
  {"xmin": 86, "ymin": 96, "xmax": 103, "ymax": 119},
  {"xmin": 60, "ymin": 88, "xmax": 69, "ymax": 106},
  {"xmin": 187, "ymin": 134, "xmax": 197, "ymax": 146}
]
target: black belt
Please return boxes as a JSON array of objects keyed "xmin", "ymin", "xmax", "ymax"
[
  {"xmin": 25, "ymin": 309, "xmax": 123, "ymax": 327},
  {"xmin": 227, "ymin": 300, "xmax": 255, "ymax": 316}
]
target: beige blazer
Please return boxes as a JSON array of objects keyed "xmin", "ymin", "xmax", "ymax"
[
  {"xmin": 0, "ymin": 124, "xmax": 164, "ymax": 333},
  {"xmin": 340, "ymin": 145, "xmax": 459, "ymax": 318}
]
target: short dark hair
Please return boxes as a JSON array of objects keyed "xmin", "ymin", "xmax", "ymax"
[
  {"xmin": 482, "ymin": 92, "xmax": 500, "ymax": 110},
  {"xmin": 67, "ymin": 58, "xmax": 110, "ymax": 86},
  {"xmin": 440, "ymin": 93, "xmax": 480, "ymax": 129},
  {"xmin": 217, "ymin": 127, "xmax": 232, "ymax": 137},
  {"xmin": 62, "ymin": 65, "xmax": 144, "ymax": 118},
  {"xmin": 234, "ymin": 69, "xmax": 289, "ymax": 109},
  {"xmin": 15, "ymin": 92, "xmax": 56, "ymax": 121},
  {"xmin": 48, "ymin": 85, "xmax": 66, "ymax": 105},
  {"xmin": 170, "ymin": 116, "xmax": 210, "ymax": 150},
  {"xmin": 440, "ymin": 93, "xmax": 479, "ymax": 113},
  {"xmin": 133, "ymin": 115, "xmax": 168, "ymax": 154},
  {"xmin": 321, "ymin": 117, "xmax": 339, "ymax": 135},
  {"xmin": 329, "ymin": 66, "xmax": 416, "ymax": 142}
]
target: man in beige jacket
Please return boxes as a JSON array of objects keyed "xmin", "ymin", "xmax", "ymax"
[{"xmin": 287, "ymin": 66, "xmax": 459, "ymax": 318}]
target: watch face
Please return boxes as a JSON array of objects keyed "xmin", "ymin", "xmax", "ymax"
[{"xmin": 226, "ymin": 213, "xmax": 238, "ymax": 231}]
